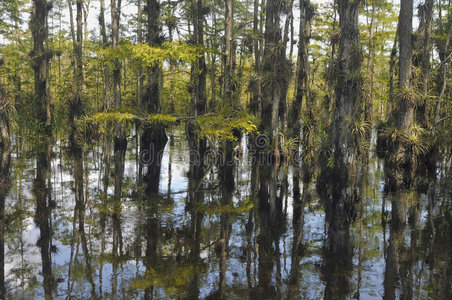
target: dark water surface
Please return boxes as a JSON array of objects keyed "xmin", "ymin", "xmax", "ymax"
[{"xmin": 0, "ymin": 130, "xmax": 451, "ymax": 299}]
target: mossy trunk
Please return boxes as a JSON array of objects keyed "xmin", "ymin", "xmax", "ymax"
[
  {"xmin": 0, "ymin": 86, "xmax": 10, "ymax": 150},
  {"xmin": 397, "ymin": 0, "xmax": 414, "ymax": 131},
  {"xmin": 318, "ymin": 0, "xmax": 362, "ymax": 267},
  {"xmin": 414, "ymin": 0, "xmax": 433, "ymax": 128},
  {"xmin": 261, "ymin": 0, "xmax": 285, "ymax": 144},
  {"xmin": 289, "ymin": 0, "xmax": 312, "ymax": 139}
]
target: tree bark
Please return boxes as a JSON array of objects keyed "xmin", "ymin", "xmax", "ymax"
[
  {"xmin": 435, "ymin": 22, "xmax": 452, "ymax": 124},
  {"xmin": 31, "ymin": 0, "xmax": 52, "ymax": 134},
  {"xmin": 68, "ymin": 0, "xmax": 84, "ymax": 143},
  {"xmin": 261, "ymin": 0, "xmax": 284, "ymax": 144},
  {"xmin": 414, "ymin": 0, "xmax": 433, "ymax": 127},
  {"xmin": 224, "ymin": 0, "xmax": 235, "ymax": 107},
  {"xmin": 289, "ymin": 0, "xmax": 312, "ymax": 139},
  {"xmin": 397, "ymin": 0, "xmax": 414, "ymax": 131},
  {"xmin": 142, "ymin": 0, "xmax": 162, "ymax": 114},
  {"xmin": 0, "ymin": 86, "xmax": 10, "ymax": 149},
  {"xmin": 111, "ymin": 0, "xmax": 122, "ymax": 109},
  {"xmin": 249, "ymin": 0, "xmax": 262, "ymax": 115},
  {"xmin": 332, "ymin": 0, "xmax": 362, "ymax": 172},
  {"xmin": 189, "ymin": 0, "xmax": 207, "ymax": 118},
  {"xmin": 99, "ymin": 0, "xmax": 111, "ymax": 111}
]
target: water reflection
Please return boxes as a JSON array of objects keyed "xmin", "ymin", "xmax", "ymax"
[
  {"xmin": 0, "ymin": 131, "xmax": 450, "ymax": 298},
  {"xmin": 0, "ymin": 144, "xmax": 11, "ymax": 299},
  {"xmin": 33, "ymin": 139, "xmax": 55, "ymax": 299}
]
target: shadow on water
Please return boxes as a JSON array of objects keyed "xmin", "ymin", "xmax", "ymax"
[{"xmin": 0, "ymin": 130, "xmax": 451, "ymax": 299}]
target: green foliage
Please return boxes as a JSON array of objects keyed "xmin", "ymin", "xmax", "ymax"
[
  {"xmin": 145, "ymin": 113, "xmax": 178, "ymax": 126},
  {"xmin": 197, "ymin": 199, "xmax": 254, "ymax": 216},
  {"xmin": 282, "ymin": 136, "xmax": 299, "ymax": 158},
  {"xmin": 327, "ymin": 156, "xmax": 335, "ymax": 168},
  {"xmin": 130, "ymin": 42, "xmax": 212, "ymax": 67},
  {"xmin": 196, "ymin": 109, "xmax": 259, "ymax": 141},
  {"xmin": 132, "ymin": 265, "xmax": 206, "ymax": 298}
]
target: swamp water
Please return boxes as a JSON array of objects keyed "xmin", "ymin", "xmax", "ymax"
[{"xmin": 0, "ymin": 130, "xmax": 450, "ymax": 299}]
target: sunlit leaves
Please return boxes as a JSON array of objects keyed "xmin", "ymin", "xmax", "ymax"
[{"xmin": 196, "ymin": 111, "xmax": 259, "ymax": 141}]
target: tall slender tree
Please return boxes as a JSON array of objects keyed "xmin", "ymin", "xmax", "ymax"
[
  {"xmin": 111, "ymin": 0, "xmax": 122, "ymax": 109},
  {"xmin": 31, "ymin": 0, "xmax": 52, "ymax": 134},
  {"xmin": 397, "ymin": 0, "xmax": 413, "ymax": 131},
  {"xmin": 289, "ymin": 0, "xmax": 312, "ymax": 139}
]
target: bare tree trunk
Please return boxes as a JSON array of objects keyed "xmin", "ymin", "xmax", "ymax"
[
  {"xmin": 82, "ymin": 0, "xmax": 90, "ymax": 92},
  {"xmin": 388, "ymin": 24, "xmax": 399, "ymax": 114},
  {"xmin": 0, "ymin": 86, "xmax": 10, "ymax": 149},
  {"xmin": 31, "ymin": 0, "xmax": 52, "ymax": 134},
  {"xmin": 141, "ymin": 0, "xmax": 168, "ymax": 202},
  {"xmin": 289, "ymin": 0, "xmax": 312, "ymax": 139},
  {"xmin": 435, "ymin": 22, "xmax": 452, "ymax": 124},
  {"xmin": 397, "ymin": 0, "xmax": 414, "ymax": 131},
  {"xmin": 142, "ymin": 0, "xmax": 162, "ymax": 114},
  {"xmin": 137, "ymin": 0, "xmax": 143, "ymax": 111},
  {"xmin": 224, "ymin": 0, "xmax": 235, "ymax": 107},
  {"xmin": 250, "ymin": 0, "xmax": 262, "ymax": 115},
  {"xmin": 68, "ymin": 0, "xmax": 84, "ymax": 143},
  {"xmin": 415, "ymin": 0, "xmax": 433, "ymax": 127},
  {"xmin": 111, "ymin": 0, "xmax": 122, "ymax": 109},
  {"xmin": 280, "ymin": 0, "xmax": 294, "ymax": 132},
  {"xmin": 189, "ymin": 0, "xmax": 207, "ymax": 117},
  {"xmin": 99, "ymin": 0, "xmax": 111, "ymax": 111},
  {"xmin": 0, "ymin": 145, "xmax": 11, "ymax": 300},
  {"xmin": 366, "ymin": 0, "xmax": 376, "ymax": 126}
]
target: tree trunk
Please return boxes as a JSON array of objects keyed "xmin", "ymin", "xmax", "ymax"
[
  {"xmin": 332, "ymin": 0, "xmax": 362, "ymax": 173},
  {"xmin": 318, "ymin": 0, "xmax": 362, "ymax": 244},
  {"xmin": 31, "ymin": 0, "xmax": 52, "ymax": 134},
  {"xmin": 0, "ymin": 86, "xmax": 10, "ymax": 149},
  {"xmin": 137, "ymin": 0, "xmax": 143, "ymax": 111},
  {"xmin": 224, "ymin": 0, "xmax": 235, "ymax": 107},
  {"xmin": 0, "ymin": 146, "xmax": 11, "ymax": 300},
  {"xmin": 366, "ymin": 0, "xmax": 376, "ymax": 129},
  {"xmin": 397, "ymin": 0, "xmax": 414, "ymax": 131},
  {"xmin": 435, "ymin": 22, "xmax": 452, "ymax": 124},
  {"xmin": 189, "ymin": 0, "xmax": 207, "ymax": 118},
  {"xmin": 68, "ymin": 0, "xmax": 84, "ymax": 143},
  {"xmin": 99, "ymin": 0, "xmax": 111, "ymax": 111},
  {"xmin": 141, "ymin": 0, "xmax": 168, "ymax": 195},
  {"xmin": 414, "ymin": 0, "xmax": 433, "ymax": 128},
  {"xmin": 111, "ymin": 0, "xmax": 122, "ymax": 109},
  {"xmin": 280, "ymin": 0, "xmax": 294, "ymax": 132},
  {"xmin": 142, "ymin": 0, "xmax": 162, "ymax": 114},
  {"xmin": 388, "ymin": 24, "xmax": 399, "ymax": 114},
  {"xmin": 249, "ymin": 0, "xmax": 262, "ymax": 115},
  {"xmin": 261, "ymin": 0, "xmax": 284, "ymax": 144},
  {"xmin": 289, "ymin": 0, "xmax": 312, "ymax": 139}
]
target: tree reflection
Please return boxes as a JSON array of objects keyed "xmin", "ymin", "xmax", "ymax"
[
  {"xmin": 33, "ymin": 139, "xmax": 55, "ymax": 299},
  {"xmin": 288, "ymin": 166, "xmax": 307, "ymax": 299},
  {"xmin": 67, "ymin": 144, "xmax": 95, "ymax": 298},
  {"xmin": 253, "ymin": 159, "xmax": 285, "ymax": 299},
  {"xmin": 318, "ymin": 165, "xmax": 362, "ymax": 300},
  {"xmin": 0, "ymin": 143, "xmax": 11, "ymax": 298}
]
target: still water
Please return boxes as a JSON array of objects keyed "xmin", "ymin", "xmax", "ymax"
[{"xmin": 0, "ymin": 130, "xmax": 450, "ymax": 299}]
